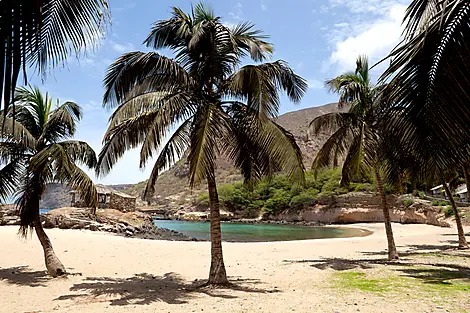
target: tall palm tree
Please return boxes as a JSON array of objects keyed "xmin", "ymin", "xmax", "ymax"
[
  {"xmin": 309, "ymin": 55, "xmax": 399, "ymax": 260},
  {"xmin": 97, "ymin": 3, "xmax": 307, "ymax": 284},
  {"xmin": 0, "ymin": 85, "xmax": 98, "ymax": 276},
  {"xmin": 379, "ymin": 0, "xmax": 470, "ymax": 249},
  {"xmin": 0, "ymin": 0, "xmax": 109, "ymax": 116}
]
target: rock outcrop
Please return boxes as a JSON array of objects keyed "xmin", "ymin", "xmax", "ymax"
[
  {"xmin": 0, "ymin": 205, "xmax": 20, "ymax": 226},
  {"xmin": 41, "ymin": 208, "xmax": 196, "ymax": 241},
  {"xmin": 267, "ymin": 193, "xmax": 450, "ymax": 227},
  {"xmin": 168, "ymin": 209, "xmax": 234, "ymax": 221}
]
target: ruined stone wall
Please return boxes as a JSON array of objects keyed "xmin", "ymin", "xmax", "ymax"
[{"xmin": 109, "ymin": 194, "xmax": 136, "ymax": 212}]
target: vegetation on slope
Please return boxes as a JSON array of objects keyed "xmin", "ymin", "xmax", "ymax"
[{"xmin": 196, "ymin": 168, "xmax": 384, "ymax": 216}]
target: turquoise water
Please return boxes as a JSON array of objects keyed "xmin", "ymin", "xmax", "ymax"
[
  {"xmin": 40, "ymin": 208, "xmax": 51, "ymax": 215},
  {"xmin": 154, "ymin": 219, "xmax": 371, "ymax": 242}
]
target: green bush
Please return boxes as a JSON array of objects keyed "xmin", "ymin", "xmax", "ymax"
[
  {"xmin": 264, "ymin": 189, "xmax": 291, "ymax": 214},
  {"xmin": 289, "ymin": 188, "xmax": 319, "ymax": 210},
  {"xmin": 195, "ymin": 167, "xmax": 380, "ymax": 216},
  {"xmin": 444, "ymin": 205, "xmax": 454, "ymax": 217},
  {"xmin": 431, "ymin": 200, "xmax": 448, "ymax": 207},
  {"xmin": 197, "ymin": 193, "xmax": 210, "ymax": 207},
  {"xmin": 418, "ymin": 191, "xmax": 425, "ymax": 199},
  {"xmin": 352, "ymin": 183, "xmax": 375, "ymax": 192},
  {"xmin": 403, "ymin": 199, "xmax": 414, "ymax": 208}
]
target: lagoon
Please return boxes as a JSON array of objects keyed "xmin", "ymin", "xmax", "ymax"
[{"xmin": 154, "ymin": 219, "xmax": 371, "ymax": 242}]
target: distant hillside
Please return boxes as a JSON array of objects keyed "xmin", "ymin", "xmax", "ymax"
[{"xmin": 41, "ymin": 103, "xmax": 340, "ymax": 208}]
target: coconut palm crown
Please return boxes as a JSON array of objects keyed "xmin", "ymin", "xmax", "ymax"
[
  {"xmin": 97, "ymin": 3, "xmax": 308, "ymax": 284},
  {"xmin": 0, "ymin": 85, "xmax": 98, "ymax": 276}
]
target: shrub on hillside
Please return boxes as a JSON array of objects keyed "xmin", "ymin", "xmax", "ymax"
[
  {"xmin": 403, "ymin": 199, "xmax": 414, "ymax": 208},
  {"xmin": 444, "ymin": 205, "xmax": 454, "ymax": 217},
  {"xmin": 195, "ymin": 168, "xmax": 375, "ymax": 216},
  {"xmin": 431, "ymin": 200, "xmax": 448, "ymax": 207}
]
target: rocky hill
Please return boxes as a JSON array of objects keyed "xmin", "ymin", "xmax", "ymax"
[{"xmin": 40, "ymin": 103, "xmax": 340, "ymax": 209}]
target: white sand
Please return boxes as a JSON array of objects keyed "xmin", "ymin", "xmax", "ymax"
[{"xmin": 0, "ymin": 223, "xmax": 468, "ymax": 313}]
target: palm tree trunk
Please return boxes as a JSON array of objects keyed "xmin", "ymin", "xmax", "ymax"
[
  {"xmin": 374, "ymin": 165, "xmax": 399, "ymax": 260},
  {"xmin": 207, "ymin": 173, "xmax": 228, "ymax": 285},
  {"xmin": 396, "ymin": 173, "xmax": 403, "ymax": 194},
  {"xmin": 33, "ymin": 215, "xmax": 66, "ymax": 277},
  {"xmin": 442, "ymin": 182, "xmax": 469, "ymax": 249},
  {"xmin": 463, "ymin": 166, "xmax": 470, "ymax": 204}
]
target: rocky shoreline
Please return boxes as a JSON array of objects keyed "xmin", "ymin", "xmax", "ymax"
[{"xmin": 0, "ymin": 206, "xmax": 197, "ymax": 241}]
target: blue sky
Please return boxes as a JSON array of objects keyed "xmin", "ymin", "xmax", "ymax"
[{"xmin": 27, "ymin": 0, "xmax": 410, "ymax": 185}]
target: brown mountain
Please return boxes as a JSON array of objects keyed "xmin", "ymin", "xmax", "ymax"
[{"xmin": 41, "ymin": 103, "xmax": 340, "ymax": 208}]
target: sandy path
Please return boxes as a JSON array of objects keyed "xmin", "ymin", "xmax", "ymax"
[{"xmin": 0, "ymin": 223, "xmax": 467, "ymax": 313}]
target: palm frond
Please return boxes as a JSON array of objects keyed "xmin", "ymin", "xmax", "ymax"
[
  {"xmin": 16, "ymin": 172, "xmax": 45, "ymax": 235},
  {"xmin": 0, "ymin": 115, "xmax": 37, "ymax": 149},
  {"xmin": 0, "ymin": 158, "xmax": 25, "ymax": 202},
  {"xmin": 103, "ymin": 52, "xmax": 191, "ymax": 108},
  {"xmin": 188, "ymin": 105, "xmax": 228, "ymax": 187},
  {"xmin": 224, "ymin": 104, "xmax": 305, "ymax": 185},
  {"xmin": 55, "ymin": 163, "xmax": 98, "ymax": 208},
  {"xmin": 308, "ymin": 112, "xmax": 355, "ymax": 137},
  {"xmin": 143, "ymin": 7, "xmax": 193, "ymax": 50},
  {"xmin": 229, "ymin": 21, "xmax": 273, "ymax": 61},
  {"xmin": 41, "ymin": 101, "xmax": 82, "ymax": 143},
  {"xmin": 379, "ymin": 0, "xmax": 470, "ymax": 173},
  {"xmin": 59, "ymin": 140, "xmax": 97, "ymax": 168},
  {"xmin": 143, "ymin": 119, "xmax": 191, "ymax": 200},
  {"xmin": 98, "ymin": 91, "xmax": 194, "ymax": 175},
  {"xmin": 0, "ymin": 0, "xmax": 109, "ymax": 115},
  {"xmin": 225, "ymin": 61, "xmax": 307, "ymax": 118},
  {"xmin": 312, "ymin": 125, "xmax": 352, "ymax": 174}
]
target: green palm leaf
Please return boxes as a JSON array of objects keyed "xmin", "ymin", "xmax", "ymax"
[{"xmin": 0, "ymin": 0, "xmax": 109, "ymax": 115}]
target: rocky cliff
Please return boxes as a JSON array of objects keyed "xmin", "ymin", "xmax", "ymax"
[{"xmin": 266, "ymin": 193, "xmax": 450, "ymax": 227}]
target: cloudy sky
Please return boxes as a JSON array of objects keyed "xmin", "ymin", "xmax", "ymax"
[{"xmin": 27, "ymin": 0, "xmax": 411, "ymax": 185}]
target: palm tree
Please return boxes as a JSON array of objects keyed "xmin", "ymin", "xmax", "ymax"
[
  {"xmin": 379, "ymin": 0, "xmax": 470, "ymax": 249},
  {"xmin": 0, "ymin": 0, "xmax": 109, "ymax": 116},
  {"xmin": 309, "ymin": 55, "xmax": 399, "ymax": 260},
  {"xmin": 97, "ymin": 3, "xmax": 307, "ymax": 284},
  {"xmin": 0, "ymin": 85, "xmax": 98, "ymax": 276}
]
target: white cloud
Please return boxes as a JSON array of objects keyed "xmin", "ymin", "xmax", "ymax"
[
  {"xmin": 307, "ymin": 79, "xmax": 324, "ymax": 89},
  {"xmin": 329, "ymin": 0, "xmax": 409, "ymax": 15},
  {"xmin": 325, "ymin": 3, "xmax": 408, "ymax": 74},
  {"xmin": 229, "ymin": 2, "xmax": 244, "ymax": 20},
  {"xmin": 261, "ymin": 0, "xmax": 267, "ymax": 11},
  {"xmin": 110, "ymin": 41, "xmax": 135, "ymax": 53}
]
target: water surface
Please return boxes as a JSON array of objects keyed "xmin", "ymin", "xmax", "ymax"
[{"xmin": 154, "ymin": 219, "xmax": 371, "ymax": 242}]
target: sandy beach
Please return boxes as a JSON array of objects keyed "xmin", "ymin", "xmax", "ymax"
[{"xmin": 0, "ymin": 223, "xmax": 469, "ymax": 313}]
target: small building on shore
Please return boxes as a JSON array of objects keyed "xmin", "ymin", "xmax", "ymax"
[{"xmin": 71, "ymin": 185, "xmax": 137, "ymax": 212}]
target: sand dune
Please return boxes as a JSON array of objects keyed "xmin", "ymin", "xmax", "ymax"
[{"xmin": 0, "ymin": 223, "xmax": 468, "ymax": 313}]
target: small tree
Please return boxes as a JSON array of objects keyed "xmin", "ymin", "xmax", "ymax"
[{"xmin": 0, "ymin": 86, "xmax": 98, "ymax": 276}]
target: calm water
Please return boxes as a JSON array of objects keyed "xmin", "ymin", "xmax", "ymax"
[
  {"xmin": 154, "ymin": 219, "xmax": 371, "ymax": 242},
  {"xmin": 40, "ymin": 208, "xmax": 51, "ymax": 215}
]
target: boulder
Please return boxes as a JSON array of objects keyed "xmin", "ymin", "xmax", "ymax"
[{"xmin": 0, "ymin": 205, "xmax": 20, "ymax": 226}]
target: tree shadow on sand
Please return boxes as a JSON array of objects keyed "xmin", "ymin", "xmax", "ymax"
[
  {"xmin": 0, "ymin": 266, "xmax": 49, "ymax": 287},
  {"xmin": 55, "ymin": 272, "xmax": 279, "ymax": 306},
  {"xmin": 284, "ymin": 257, "xmax": 470, "ymax": 287}
]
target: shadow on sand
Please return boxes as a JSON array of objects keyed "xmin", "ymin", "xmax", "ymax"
[
  {"xmin": 54, "ymin": 272, "xmax": 278, "ymax": 306},
  {"xmin": 0, "ymin": 266, "xmax": 50, "ymax": 287},
  {"xmin": 284, "ymin": 254, "xmax": 470, "ymax": 286}
]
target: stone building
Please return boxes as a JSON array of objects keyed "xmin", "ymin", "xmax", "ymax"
[{"xmin": 71, "ymin": 184, "xmax": 136, "ymax": 212}]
